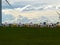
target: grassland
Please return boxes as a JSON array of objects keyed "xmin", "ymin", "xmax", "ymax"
[{"xmin": 0, "ymin": 27, "xmax": 60, "ymax": 45}]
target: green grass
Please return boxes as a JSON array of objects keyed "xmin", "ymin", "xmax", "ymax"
[{"xmin": 0, "ymin": 27, "xmax": 60, "ymax": 45}]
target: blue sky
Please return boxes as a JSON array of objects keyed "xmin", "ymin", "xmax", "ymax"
[{"xmin": 2, "ymin": 0, "xmax": 60, "ymax": 24}]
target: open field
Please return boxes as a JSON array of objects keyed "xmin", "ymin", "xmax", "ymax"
[{"xmin": 0, "ymin": 27, "xmax": 60, "ymax": 45}]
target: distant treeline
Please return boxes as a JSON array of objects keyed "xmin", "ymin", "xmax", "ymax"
[{"xmin": 1, "ymin": 22, "xmax": 60, "ymax": 28}]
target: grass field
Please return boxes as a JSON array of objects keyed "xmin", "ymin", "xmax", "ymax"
[{"xmin": 0, "ymin": 27, "xmax": 60, "ymax": 45}]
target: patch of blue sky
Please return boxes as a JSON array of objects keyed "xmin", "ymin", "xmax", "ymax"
[{"xmin": 2, "ymin": 13, "xmax": 15, "ymax": 22}]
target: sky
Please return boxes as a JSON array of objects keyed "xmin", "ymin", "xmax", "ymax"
[
  {"xmin": 2, "ymin": 0, "xmax": 60, "ymax": 24},
  {"xmin": 2, "ymin": 0, "xmax": 60, "ymax": 4}
]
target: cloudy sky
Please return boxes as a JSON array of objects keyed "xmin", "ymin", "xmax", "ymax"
[
  {"xmin": 2, "ymin": 0, "xmax": 60, "ymax": 24},
  {"xmin": 2, "ymin": 0, "xmax": 60, "ymax": 4}
]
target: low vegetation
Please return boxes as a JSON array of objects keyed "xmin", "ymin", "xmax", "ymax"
[{"xmin": 0, "ymin": 26, "xmax": 60, "ymax": 45}]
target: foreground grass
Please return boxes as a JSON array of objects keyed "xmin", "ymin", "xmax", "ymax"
[{"xmin": 0, "ymin": 27, "xmax": 60, "ymax": 45}]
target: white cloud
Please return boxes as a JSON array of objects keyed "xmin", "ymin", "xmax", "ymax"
[
  {"xmin": 2, "ymin": 7, "xmax": 60, "ymax": 23},
  {"xmin": 2, "ymin": 0, "xmax": 60, "ymax": 23}
]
